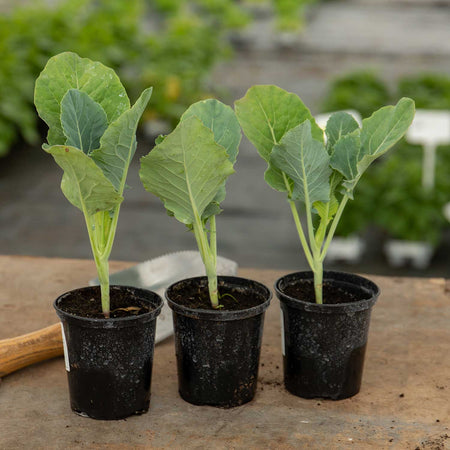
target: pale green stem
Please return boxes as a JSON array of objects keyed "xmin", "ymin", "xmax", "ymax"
[
  {"xmin": 192, "ymin": 218, "xmax": 219, "ymax": 308},
  {"xmin": 288, "ymin": 200, "xmax": 314, "ymax": 270},
  {"xmin": 313, "ymin": 260, "xmax": 323, "ymax": 304},
  {"xmin": 84, "ymin": 207, "xmax": 121, "ymax": 318},
  {"xmin": 320, "ymin": 195, "xmax": 350, "ymax": 262},
  {"xmin": 303, "ymin": 186, "xmax": 324, "ymax": 304},
  {"xmin": 96, "ymin": 255, "xmax": 110, "ymax": 318},
  {"xmin": 209, "ymin": 216, "xmax": 217, "ymax": 268},
  {"xmin": 282, "ymin": 172, "xmax": 314, "ymax": 269}
]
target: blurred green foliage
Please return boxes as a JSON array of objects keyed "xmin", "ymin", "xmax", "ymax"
[
  {"xmin": 323, "ymin": 71, "xmax": 450, "ymax": 243},
  {"xmin": 398, "ymin": 74, "xmax": 450, "ymax": 110},
  {"xmin": 0, "ymin": 0, "xmax": 313, "ymax": 157},
  {"xmin": 321, "ymin": 71, "xmax": 391, "ymax": 119},
  {"xmin": 372, "ymin": 144, "xmax": 449, "ymax": 244},
  {"xmin": 273, "ymin": 0, "xmax": 315, "ymax": 30}
]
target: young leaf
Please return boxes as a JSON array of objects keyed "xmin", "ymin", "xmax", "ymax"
[
  {"xmin": 34, "ymin": 52, "xmax": 130, "ymax": 146},
  {"xmin": 181, "ymin": 99, "xmax": 241, "ymax": 219},
  {"xmin": 325, "ymin": 112, "xmax": 360, "ymax": 152},
  {"xmin": 60, "ymin": 89, "xmax": 108, "ymax": 154},
  {"xmin": 330, "ymin": 97, "xmax": 415, "ymax": 195},
  {"xmin": 44, "ymin": 145, "xmax": 123, "ymax": 215},
  {"xmin": 270, "ymin": 121, "xmax": 331, "ymax": 206},
  {"xmin": 359, "ymin": 97, "xmax": 415, "ymax": 171},
  {"xmin": 181, "ymin": 99, "xmax": 241, "ymax": 164},
  {"xmin": 329, "ymin": 131, "xmax": 361, "ymax": 197},
  {"xmin": 90, "ymin": 87, "xmax": 153, "ymax": 192},
  {"xmin": 314, "ymin": 196, "xmax": 339, "ymax": 224},
  {"xmin": 139, "ymin": 116, "xmax": 234, "ymax": 225},
  {"xmin": 235, "ymin": 85, "xmax": 323, "ymax": 192}
]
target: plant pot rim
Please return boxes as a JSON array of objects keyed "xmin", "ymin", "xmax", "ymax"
[
  {"xmin": 54, "ymin": 285, "xmax": 163, "ymax": 328},
  {"xmin": 166, "ymin": 275, "xmax": 272, "ymax": 321},
  {"xmin": 275, "ymin": 270, "xmax": 379, "ymax": 314}
]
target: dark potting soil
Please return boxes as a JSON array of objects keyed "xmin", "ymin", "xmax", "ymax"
[
  {"xmin": 169, "ymin": 279, "xmax": 264, "ymax": 311},
  {"xmin": 282, "ymin": 279, "xmax": 371, "ymax": 305},
  {"xmin": 58, "ymin": 287, "xmax": 154, "ymax": 319}
]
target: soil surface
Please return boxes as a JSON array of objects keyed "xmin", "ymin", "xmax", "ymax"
[
  {"xmin": 281, "ymin": 279, "xmax": 371, "ymax": 305},
  {"xmin": 169, "ymin": 279, "xmax": 265, "ymax": 311},
  {"xmin": 57, "ymin": 287, "xmax": 154, "ymax": 319}
]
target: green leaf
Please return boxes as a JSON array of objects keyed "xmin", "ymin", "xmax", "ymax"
[
  {"xmin": 181, "ymin": 99, "xmax": 241, "ymax": 219},
  {"xmin": 270, "ymin": 121, "xmax": 331, "ymax": 206},
  {"xmin": 235, "ymin": 85, "xmax": 323, "ymax": 192},
  {"xmin": 331, "ymin": 97, "xmax": 415, "ymax": 194},
  {"xmin": 314, "ymin": 195, "xmax": 339, "ymax": 221},
  {"xmin": 181, "ymin": 99, "xmax": 241, "ymax": 164},
  {"xmin": 359, "ymin": 97, "xmax": 415, "ymax": 169},
  {"xmin": 60, "ymin": 89, "xmax": 108, "ymax": 154},
  {"xmin": 35, "ymin": 52, "xmax": 130, "ymax": 146},
  {"xmin": 330, "ymin": 131, "xmax": 361, "ymax": 196},
  {"xmin": 139, "ymin": 116, "xmax": 234, "ymax": 225},
  {"xmin": 90, "ymin": 87, "xmax": 152, "ymax": 192},
  {"xmin": 44, "ymin": 145, "xmax": 123, "ymax": 215},
  {"xmin": 325, "ymin": 112, "xmax": 360, "ymax": 152}
]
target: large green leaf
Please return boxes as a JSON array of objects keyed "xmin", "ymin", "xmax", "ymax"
[
  {"xmin": 325, "ymin": 112, "xmax": 360, "ymax": 153},
  {"xmin": 270, "ymin": 121, "xmax": 331, "ymax": 206},
  {"xmin": 235, "ymin": 85, "xmax": 323, "ymax": 192},
  {"xmin": 90, "ymin": 88, "xmax": 152, "ymax": 192},
  {"xmin": 181, "ymin": 99, "xmax": 241, "ymax": 219},
  {"xmin": 139, "ymin": 116, "xmax": 234, "ymax": 225},
  {"xmin": 44, "ymin": 145, "xmax": 123, "ymax": 215},
  {"xmin": 331, "ymin": 97, "xmax": 415, "ymax": 194},
  {"xmin": 60, "ymin": 89, "xmax": 108, "ymax": 154},
  {"xmin": 34, "ymin": 52, "xmax": 130, "ymax": 146}
]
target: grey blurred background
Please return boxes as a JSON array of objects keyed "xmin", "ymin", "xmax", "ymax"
[{"xmin": 0, "ymin": 0, "xmax": 449, "ymax": 276}]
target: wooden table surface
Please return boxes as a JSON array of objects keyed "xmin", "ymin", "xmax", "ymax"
[{"xmin": 0, "ymin": 255, "xmax": 449, "ymax": 449}]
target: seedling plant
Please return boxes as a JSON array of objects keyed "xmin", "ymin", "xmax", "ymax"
[
  {"xmin": 140, "ymin": 99, "xmax": 241, "ymax": 309},
  {"xmin": 34, "ymin": 52, "xmax": 152, "ymax": 317},
  {"xmin": 235, "ymin": 85, "xmax": 415, "ymax": 304}
]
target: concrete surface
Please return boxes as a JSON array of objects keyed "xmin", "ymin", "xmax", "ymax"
[{"xmin": 0, "ymin": 255, "xmax": 449, "ymax": 449}]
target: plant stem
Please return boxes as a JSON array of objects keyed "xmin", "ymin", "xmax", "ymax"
[
  {"xmin": 288, "ymin": 200, "xmax": 314, "ymax": 269},
  {"xmin": 313, "ymin": 259, "xmax": 323, "ymax": 304},
  {"xmin": 210, "ymin": 215, "xmax": 217, "ymax": 268},
  {"xmin": 320, "ymin": 195, "xmax": 350, "ymax": 261},
  {"xmin": 192, "ymin": 216, "xmax": 219, "ymax": 308},
  {"xmin": 96, "ymin": 255, "xmax": 110, "ymax": 318},
  {"xmin": 282, "ymin": 172, "xmax": 314, "ymax": 269},
  {"xmin": 84, "ymin": 208, "xmax": 121, "ymax": 318}
]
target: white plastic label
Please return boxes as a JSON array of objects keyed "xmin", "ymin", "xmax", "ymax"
[
  {"xmin": 406, "ymin": 110, "xmax": 450, "ymax": 146},
  {"xmin": 60, "ymin": 322, "xmax": 70, "ymax": 372},
  {"xmin": 280, "ymin": 309, "xmax": 285, "ymax": 356}
]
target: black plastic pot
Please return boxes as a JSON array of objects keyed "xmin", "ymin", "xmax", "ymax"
[
  {"xmin": 275, "ymin": 271, "xmax": 379, "ymax": 400},
  {"xmin": 166, "ymin": 276, "xmax": 271, "ymax": 408},
  {"xmin": 54, "ymin": 285, "xmax": 163, "ymax": 420}
]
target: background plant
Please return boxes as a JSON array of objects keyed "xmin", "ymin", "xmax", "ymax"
[
  {"xmin": 372, "ymin": 143, "xmax": 449, "ymax": 245},
  {"xmin": 322, "ymin": 71, "xmax": 450, "ymax": 243},
  {"xmin": 236, "ymin": 85, "xmax": 414, "ymax": 303},
  {"xmin": 34, "ymin": 52, "xmax": 152, "ymax": 317},
  {"xmin": 140, "ymin": 99, "xmax": 241, "ymax": 308},
  {"xmin": 0, "ymin": 0, "xmax": 313, "ymax": 157},
  {"xmin": 321, "ymin": 71, "xmax": 391, "ymax": 119}
]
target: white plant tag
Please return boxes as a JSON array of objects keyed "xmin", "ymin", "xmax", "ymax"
[
  {"xmin": 280, "ymin": 308, "xmax": 286, "ymax": 356},
  {"xmin": 60, "ymin": 322, "xmax": 70, "ymax": 372}
]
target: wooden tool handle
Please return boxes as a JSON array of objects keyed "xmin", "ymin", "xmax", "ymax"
[{"xmin": 0, "ymin": 323, "xmax": 63, "ymax": 377}]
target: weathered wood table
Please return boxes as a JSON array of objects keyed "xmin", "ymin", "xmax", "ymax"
[{"xmin": 0, "ymin": 255, "xmax": 449, "ymax": 449}]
